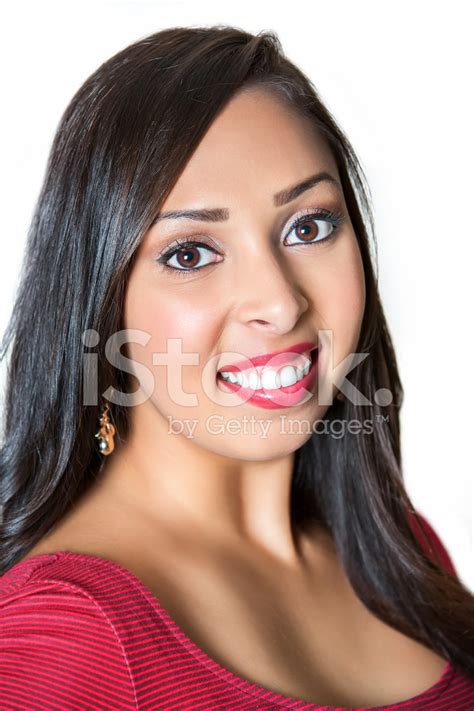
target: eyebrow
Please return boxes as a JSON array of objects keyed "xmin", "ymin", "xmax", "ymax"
[{"xmin": 152, "ymin": 171, "xmax": 342, "ymax": 224}]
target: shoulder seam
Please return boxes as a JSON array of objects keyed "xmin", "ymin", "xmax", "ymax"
[{"xmin": 0, "ymin": 553, "xmax": 67, "ymax": 595}]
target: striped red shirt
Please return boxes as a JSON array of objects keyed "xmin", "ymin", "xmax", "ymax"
[{"xmin": 0, "ymin": 513, "xmax": 472, "ymax": 710}]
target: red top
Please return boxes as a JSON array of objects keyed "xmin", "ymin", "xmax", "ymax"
[{"xmin": 0, "ymin": 512, "xmax": 472, "ymax": 710}]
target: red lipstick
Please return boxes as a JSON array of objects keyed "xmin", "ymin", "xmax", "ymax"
[{"xmin": 216, "ymin": 341, "xmax": 320, "ymax": 410}]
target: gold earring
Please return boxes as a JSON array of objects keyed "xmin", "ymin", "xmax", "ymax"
[{"xmin": 95, "ymin": 404, "xmax": 116, "ymax": 456}]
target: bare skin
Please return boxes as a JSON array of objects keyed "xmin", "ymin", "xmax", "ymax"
[
  {"xmin": 22, "ymin": 481, "xmax": 448, "ymax": 707},
  {"xmin": 21, "ymin": 87, "xmax": 447, "ymax": 706}
]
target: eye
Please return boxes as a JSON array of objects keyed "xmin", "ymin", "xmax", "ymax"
[
  {"xmin": 283, "ymin": 208, "xmax": 345, "ymax": 248},
  {"xmin": 157, "ymin": 238, "xmax": 221, "ymax": 275},
  {"xmin": 156, "ymin": 207, "xmax": 345, "ymax": 277}
]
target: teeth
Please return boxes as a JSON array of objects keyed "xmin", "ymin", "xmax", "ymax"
[
  {"xmin": 261, "ymin": 368, "xmax": 280, "ymax": 390},
  {"xmin": 279, "ymin": 365, "xmax": 298, "ymax": 387},
  {"xmin": 248, "ymin": 371, "xmax": 261, "ymax": 390},
  {"xmin": 219, "ymin": 349, "xmax": 315, "ymax": 390}
]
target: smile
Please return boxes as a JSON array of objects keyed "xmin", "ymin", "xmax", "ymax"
[
  {"xmin": 216, "ymin": 348, "xmax": 319, "ymax": 410},
  {"xmin": 217, "ymin": 349, "xmax": 314, "ymax": 389}
]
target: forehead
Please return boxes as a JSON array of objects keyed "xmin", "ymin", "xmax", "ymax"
[{"xmin": 161, "ymin": 88, "xmax": 338, "ymax": 211}]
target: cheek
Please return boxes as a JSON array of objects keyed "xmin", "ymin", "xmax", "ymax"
[
  {"xmin": 313, "ymin": 236, "xmax": 366, "ymax": 355},
  {"xmin": 122, "ymin": 271, "xmax": 221, "ymax": 387}
]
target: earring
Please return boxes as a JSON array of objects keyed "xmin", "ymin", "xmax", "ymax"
[
  {"xmin": 336, "ymin": 391, "xmax": 345, "ymax": 402},
  {"xmin": 95, "ymin": 404, "xmax": 116, "ymax": 456}
]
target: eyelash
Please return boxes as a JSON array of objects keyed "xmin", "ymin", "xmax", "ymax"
[{"xmin": 156, "ymin": 207, "xmax": 345, "ymax": 278}]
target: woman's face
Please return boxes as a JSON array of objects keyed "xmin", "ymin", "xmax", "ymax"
[{"xmin": 123, "ymin": 87, "xmax": 366, "ymax": 460}]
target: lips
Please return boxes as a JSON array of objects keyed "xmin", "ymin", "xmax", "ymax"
[
  {"xmin": 217, "ymin": 341, "xmax": 318, "ymax": 375},
  {"xmin": 216, "ymin": 345, "xmax": 320, "ymax": 409}
]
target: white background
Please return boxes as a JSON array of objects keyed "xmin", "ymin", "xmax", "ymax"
[{"xmin": 0, "ymin": 1, "xmax": 472, "ymax": 588}]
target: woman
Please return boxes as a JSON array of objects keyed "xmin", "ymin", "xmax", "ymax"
[{"xmin": 0, "ymin": 25, "xmax": 473, "ymax": 710}]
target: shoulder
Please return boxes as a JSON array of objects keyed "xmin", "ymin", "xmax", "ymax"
[
  {"xmin": 407, "ymin": 510, "xmax": 458, "ymax": 577},
  {"xmin": 0, "ymin": 552, "xmax": 138, "ymax": 709}
]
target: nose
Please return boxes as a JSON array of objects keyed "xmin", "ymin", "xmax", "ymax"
[{"xmin": 230, "ymin": 246, "xmax": 309, "ymax": 335}]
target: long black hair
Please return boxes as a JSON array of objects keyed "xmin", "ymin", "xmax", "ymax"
[{"xmin": 1, "ymin": 25, "xmax": 472, "ymax": 677}]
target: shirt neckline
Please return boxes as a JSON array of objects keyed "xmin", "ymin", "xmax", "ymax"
[{"xmin": 6, "ymin": 550, "xmax": 456, "ymax": 710}]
